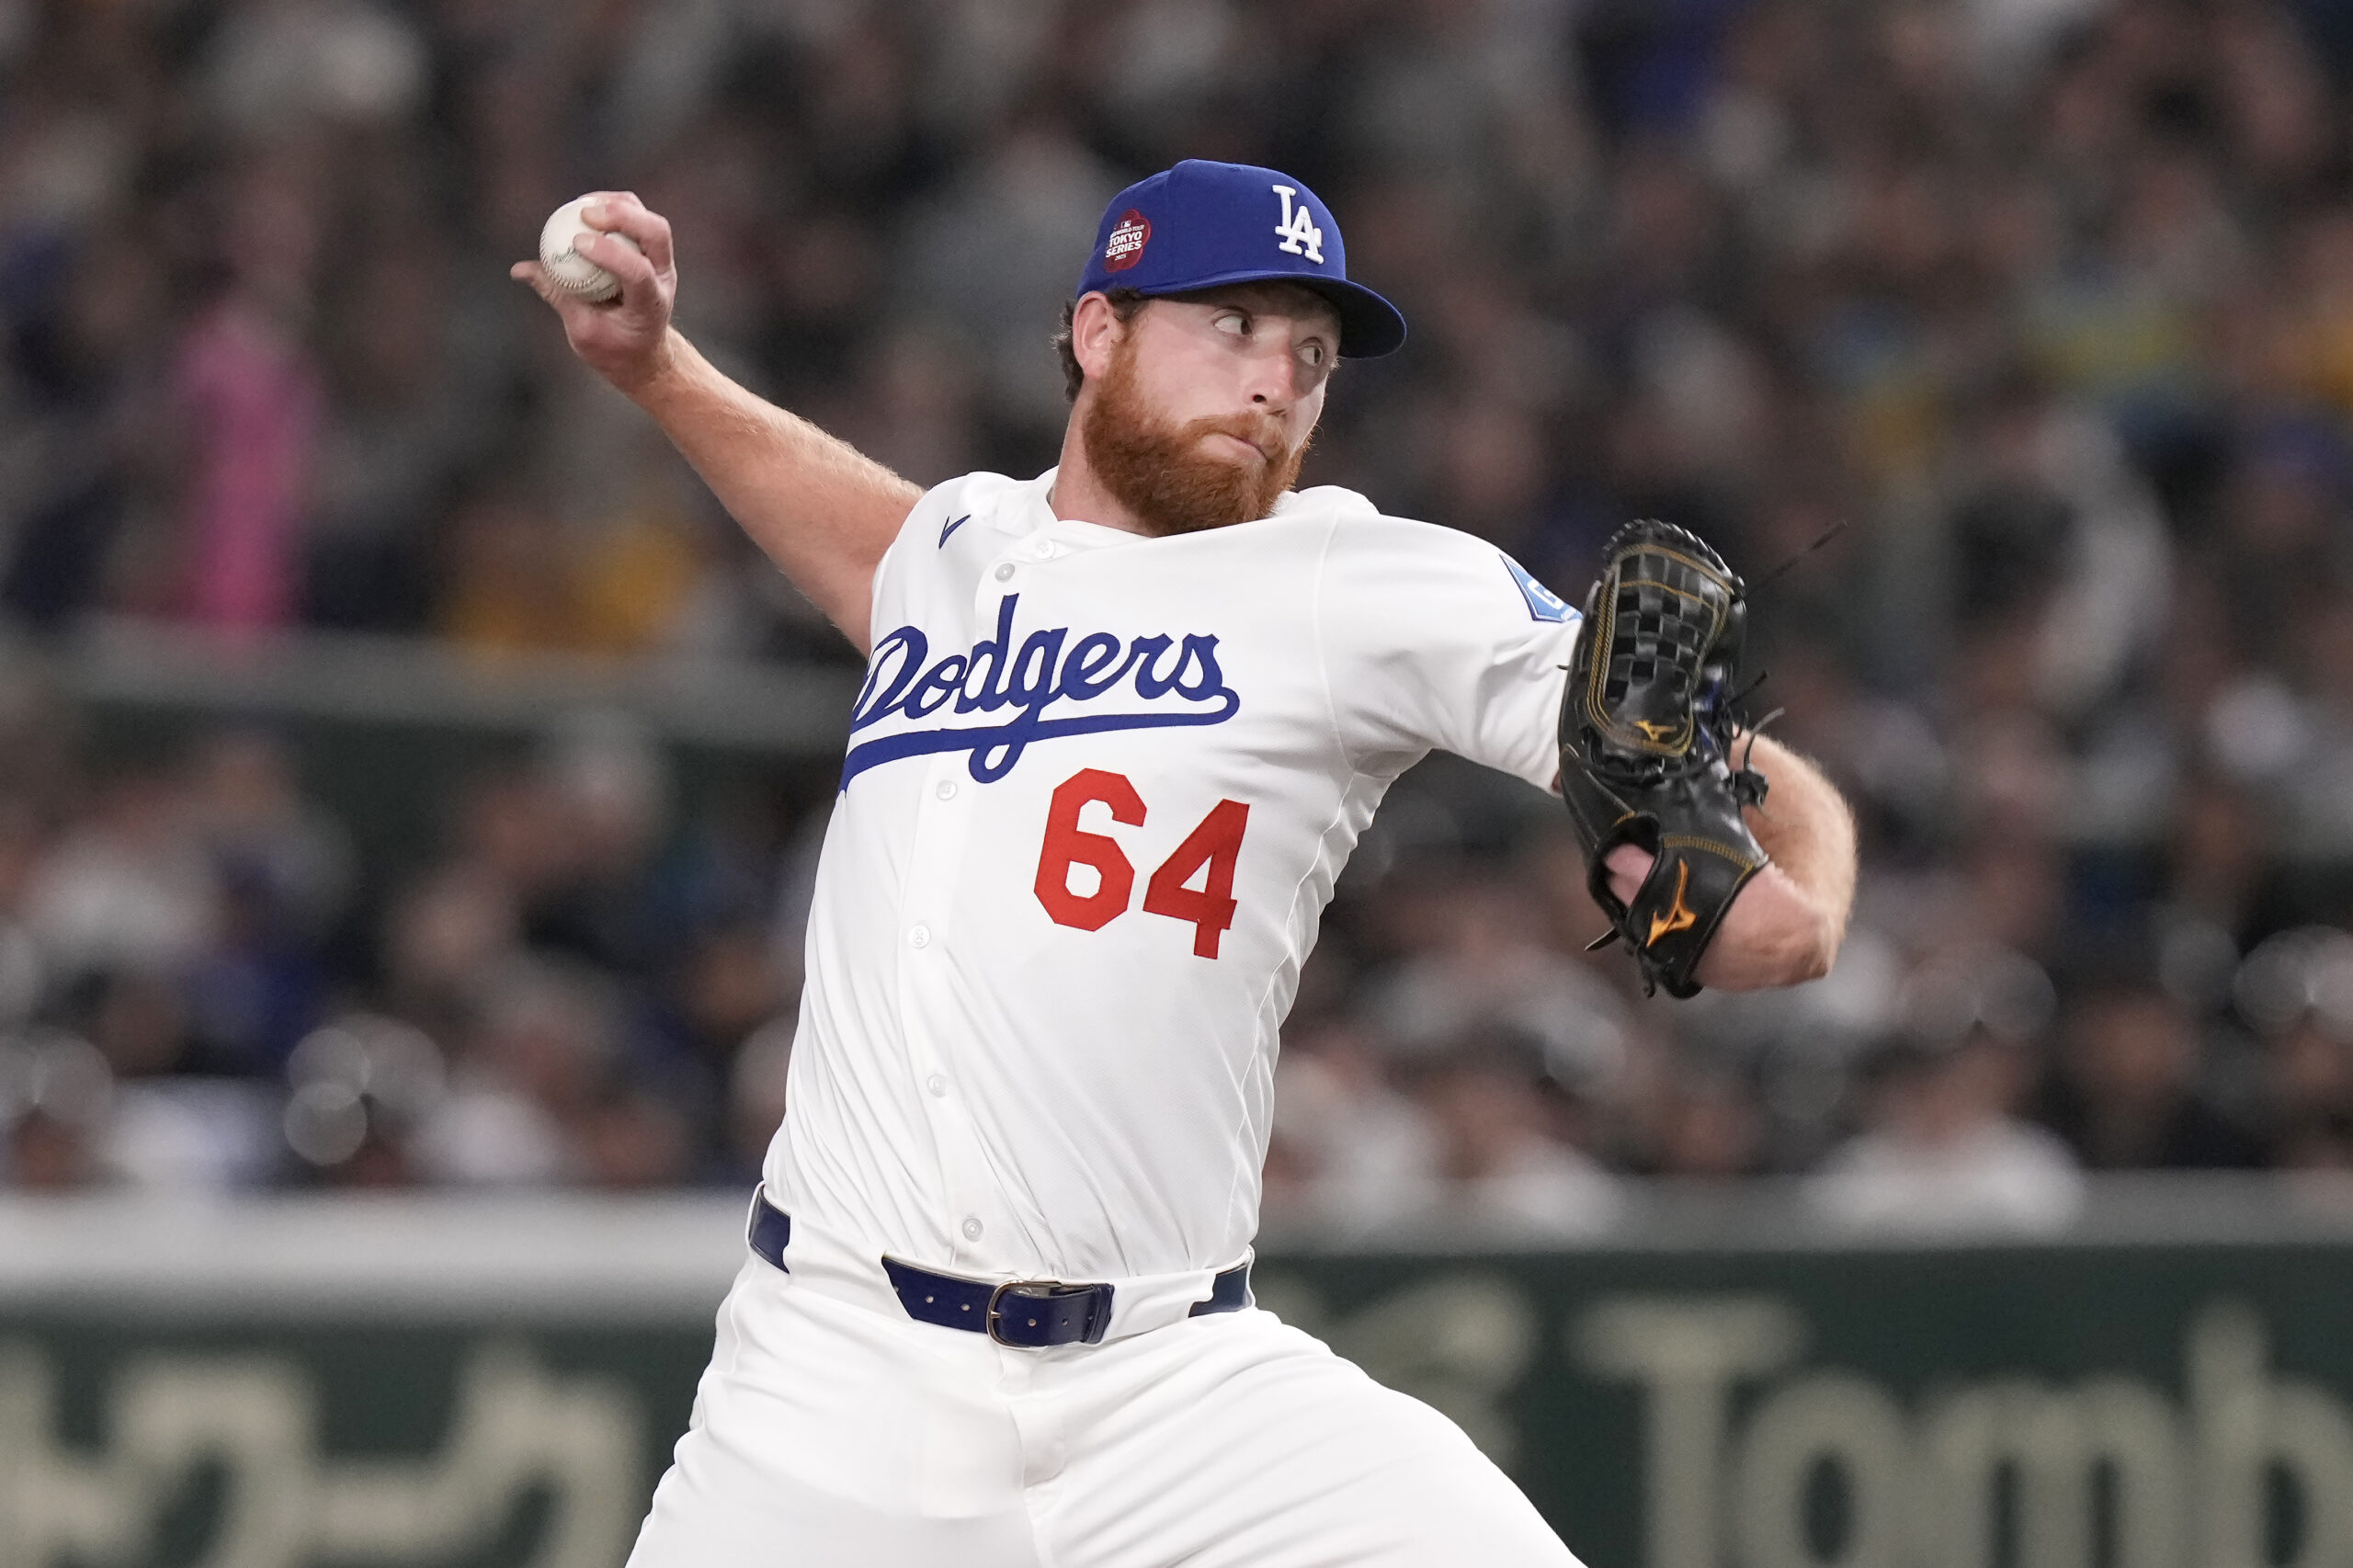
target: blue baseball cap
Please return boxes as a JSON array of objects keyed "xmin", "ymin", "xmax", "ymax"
[{"xmin": 1075, "ymin": 160, "xmax": 1407, "ymax": 358}]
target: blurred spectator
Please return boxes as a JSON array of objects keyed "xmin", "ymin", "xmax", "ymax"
[
  {"xmin": 2040, "ymin": 980, "xmax": 2265, "ymax": 1167},
  {"xmin": 304, "ymin": 242, "xmax": 488, "ymax": 631},
  {"xmin": 1358, "ymin": 870, "xmax": 1631, "ymax": 1091},
  {"xmin": 1813, "ymin": 1029, "xmax": 2086, "ymax": 1233},
  {"xmin": 2269, "ymin": 1012, "xmax": 2353, "ymax": 1167},
  {"xmin": 165, "ymin": 148, "xmax": 329, "ymax": 636},
  {"xmin": 1267, "ymin": 1016, "xmax": 1443, "ymax": 1232},
  {"xmin": 187, "ymin": 730, "xmax": 351, "ymax": 934},
  {"xmin": 198, "ymin": 0, "xmax": 427, "ymax": 140},
  {"xmin": 26, "ymin": 769, "xmax": 214, "ymax": 982},
  {"xmin": 1399, "ymin": 1034, "xmax": 1621, "ymax": 1236},
  {"xmin": 1625, "ymin": 1046, "xmax": 1770, "ymax": 1178},
  {"xmin": 381, "ymin": 860, "xmax": 523, "ymax": 1044},
  {"xmin": 412, "ymin": 953, "xmax": 685, "ymax": 1187},
  {"xmin": 0, "ymin": 226, "xmax": 170, "ymax": 629}
]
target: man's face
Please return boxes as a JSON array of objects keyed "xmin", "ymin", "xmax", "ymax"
[{"xmin": 1074, "ymin": 282, "xmax": 1341, "ymax": 537}]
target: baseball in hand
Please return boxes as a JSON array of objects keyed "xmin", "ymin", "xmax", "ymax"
[{"xmin": 539, "ymin": 197, "xmax": 641, "ymax": 302}]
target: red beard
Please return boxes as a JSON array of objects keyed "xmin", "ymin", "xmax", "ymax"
[{"xmin": 1079, "ymin": 340, "xmax": 1311, "ymax": 538}]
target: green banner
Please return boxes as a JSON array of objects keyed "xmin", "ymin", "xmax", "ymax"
[{"xmin": 7, "ymin": 1235, "xmax": 2353, "ymax": 1567}]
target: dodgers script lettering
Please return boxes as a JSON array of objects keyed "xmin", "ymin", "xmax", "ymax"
[{"xmin": 843, "ymin": 596, "xmax": 1243, "ymax": 786}]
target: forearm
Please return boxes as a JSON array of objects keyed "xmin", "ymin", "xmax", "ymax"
[
  {"xmin": 631, "ymin": 329, "xmax": 921, "ymax": 654},
  {"xmin": 512, "ymin": 197, "xmax": 919, "ymax": 653},
  {"xmin": 1698, "ymin": 732, "xmax": 1857, "ymax": 989}
]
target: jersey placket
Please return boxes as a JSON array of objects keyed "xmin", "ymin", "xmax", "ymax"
[
  {"xmin": 890, "ymin": 530, "xmax": 1063, "ymax": 1270},
  {"xmin": 895, "ymin": 755, "xmax": 1000, "ymax": 1269}
]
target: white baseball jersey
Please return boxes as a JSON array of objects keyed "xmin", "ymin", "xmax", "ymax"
[{"xmin": 763, "ymin": 468, "xmax": 1582, "ymax": 1283}]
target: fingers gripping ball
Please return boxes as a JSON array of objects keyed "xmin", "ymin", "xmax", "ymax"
[
  {"xmin": 1556, "ymin": 519, "xmax": 1769, "ymax": 998},
  {"xmin": 539, "ymin": 197, "xmax": 640, "ymax": 302}
]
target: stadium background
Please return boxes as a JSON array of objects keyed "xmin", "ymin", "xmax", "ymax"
[{"xmin": 8, "ymin": 0, "xmax": 2353, "ymax": 1564}]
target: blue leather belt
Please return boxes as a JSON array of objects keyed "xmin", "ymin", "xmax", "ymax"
[{"xmin": 746, "ymin": 1188, "xmax": 1249, "ymax": 1348}]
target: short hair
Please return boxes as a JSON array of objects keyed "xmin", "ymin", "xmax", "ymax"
[{"xmin": 1051, "ymin": 288, "xmax": 1149, "ymax": 403}]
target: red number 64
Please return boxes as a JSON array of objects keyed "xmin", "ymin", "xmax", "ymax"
[{"xmin": 1033, "ymin": 768, "xmax": 1249, "ymax": 959}]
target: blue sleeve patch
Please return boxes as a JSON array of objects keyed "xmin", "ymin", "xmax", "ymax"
[{"xmin": 1501, "ymin": 553, "xmax": 1575, "ymax": 623}]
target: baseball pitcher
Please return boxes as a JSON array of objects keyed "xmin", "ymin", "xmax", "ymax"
[{"xmin": 516, "ymin": 159, "xmax": 1858, "ymax": 1567}]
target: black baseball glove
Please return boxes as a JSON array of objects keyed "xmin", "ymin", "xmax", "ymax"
[{"xmin": 1556, "ymin": 519, "xmax": 1768, "ymax": 998}]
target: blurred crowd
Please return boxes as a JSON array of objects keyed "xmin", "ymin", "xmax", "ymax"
[
  {"xmin": 0, "ymin": 703, "xmax": 823, "ymax": 1190},
  {"xmin": 6, "ymin": 0, "xmax": 2353, "ymax": 1233}
]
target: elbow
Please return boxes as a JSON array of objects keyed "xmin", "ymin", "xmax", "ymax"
[
  {"xmin": 1790, "ymin": 914, "xmax": 1840, "ymax": 985},
  {"xmin": 1776, "ymin": 889, "xmax": 1846, "ymax": 986}
]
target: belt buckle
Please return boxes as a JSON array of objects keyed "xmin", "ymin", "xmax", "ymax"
[{"xmin": 985, "ymin": 1279, "xmax": 1107, "ymax": 1346}]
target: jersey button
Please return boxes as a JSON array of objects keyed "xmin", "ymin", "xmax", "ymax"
[
  {"xmin": 961, "ymin": 1217, "xmax": 984, "ymax": 1241},
  {"xmin": 1029, "ymin": 538, "xmax": 1056, "ymax": 560},
  {"xmin": 908, "ymin": 926, "xmax": 931, "ymax": 949},
  {"xmin": 993, "ymin": 562, "xmax": 1016, "ymax": 582},
  {"xmin": 935, "ymin": 779, "xmax": 958, "ymax": 801},
  {"xmin": 926, "ymin": 1074, "xmax": 947, "ymax": 1097}
]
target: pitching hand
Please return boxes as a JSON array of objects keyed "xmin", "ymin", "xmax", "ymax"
[{"xmin": 510, "ymin": 192, "xmax": 678, "ymax": 395}]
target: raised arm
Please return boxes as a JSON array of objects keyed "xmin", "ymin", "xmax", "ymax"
[
  {"xmin": 511, "ymin": 192, "xmax": 920, "ymax": 654},
  {"xmin": 1600, "ymin": 731, "xmax": 1857, "ymax": 990}
]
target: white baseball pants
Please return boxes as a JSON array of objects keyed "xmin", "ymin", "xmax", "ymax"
[{"xmin": 625, "ymin": 1233, "xmax": 1581, "ymax": 1567}]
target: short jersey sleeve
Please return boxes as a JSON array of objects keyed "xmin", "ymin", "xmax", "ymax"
[{"xmin": 1315, "ymin": 516, "xmax": 1583, "ymax": 790}]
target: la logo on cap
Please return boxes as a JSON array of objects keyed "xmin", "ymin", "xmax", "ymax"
[
  {"xmin": 1271, "ymin": 186, "xmax": 1323, "ymax": 264},
  {"xmin": 1105, "ymin": 210, "xmax": 1151, "ymax": 272}
]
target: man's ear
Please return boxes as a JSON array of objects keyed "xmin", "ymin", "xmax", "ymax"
[{"xmin": 1070, "ymin": 291, "xmax": 1131, "ymax": 383}]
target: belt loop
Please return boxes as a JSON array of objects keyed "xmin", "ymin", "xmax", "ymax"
[{"xmin": 1188, "ymin": 1259, "xmax": 1251, "ymax": 1317}]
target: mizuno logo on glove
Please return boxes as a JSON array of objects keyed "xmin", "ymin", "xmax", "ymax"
[{"xmin": 1646, "ymin": 861, "xmax": 1699, "ymax": 948}]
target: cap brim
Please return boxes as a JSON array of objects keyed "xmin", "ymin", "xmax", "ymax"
[{"xmin": 1129, "ymin": 267, "xmax": 1408, "ymax": 358}]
